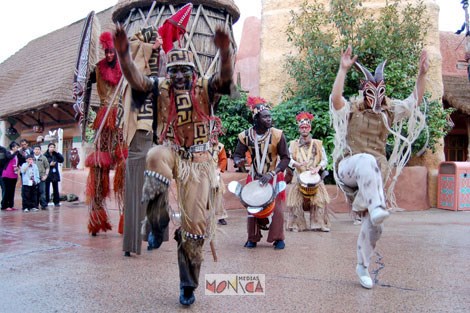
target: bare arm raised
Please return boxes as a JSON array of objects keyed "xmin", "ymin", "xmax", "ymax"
[
  {"xmin": 413, "ymin": 50, "xmax": 430, "ymax": 106},
  {"xmin": 331, "ymin": 45, "xmax": 358, "ymax": 110},
  {"xmin": 212, "ymin": 27, "xmax": 233, "ymax": 93},
  {"xmin": 113, "ymin": 23, "xmax": 153, "ymax": 93}
]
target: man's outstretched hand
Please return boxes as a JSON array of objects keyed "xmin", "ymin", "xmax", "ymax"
[{"xmin": 113, "ymin": 23, "xmax": 129, "ymax": 56}]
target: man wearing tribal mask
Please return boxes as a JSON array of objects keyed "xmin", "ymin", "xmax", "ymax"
[{"xmin": 330, "ymin": 45, "xmax": 429, "ymax": 289}]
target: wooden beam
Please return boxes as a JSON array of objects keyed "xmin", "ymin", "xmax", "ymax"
[
  {"xmin": 55, "ymin": 106, "xmax": 76, "ymax": 119},
  {"xmin": 40, "ymin": 110, "xmax": 61, "ymax": 124},
  {"xmin": 10, "ymin": 117, "xmax": 29, "ymax": 128}
]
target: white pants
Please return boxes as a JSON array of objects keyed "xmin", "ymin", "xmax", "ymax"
[{"xmin": 338, "ymin": 153, "xmax": 385, "ymax": 267}]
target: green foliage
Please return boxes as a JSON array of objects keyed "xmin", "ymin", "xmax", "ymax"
[
  {"xmin": 285, "ymin": 0, "xmax": 430, "ymax": 100},
  {"xmin": 283, "ymin": 0, "xmax": 453, "ymax": 167},
  {"xmin": 217, "ymin": 91, "xmax": 253, "ymax": 153}
]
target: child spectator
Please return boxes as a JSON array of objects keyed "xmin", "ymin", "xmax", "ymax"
[{"xmin": 20, "ymin": 154, "xmax": 40, "ymax": 212}]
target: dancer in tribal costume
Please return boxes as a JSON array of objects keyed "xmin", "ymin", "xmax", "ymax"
[
  {"xmin": 286, "ymin": 112, "xmax": 330, "ymax": 232},
  {"xmin": 113, "ymin": 23, "xmax": 233, "ymax": 306},
  {"xmin": 75, "ymin": 32, "xmax": 127, "ymax": 236},
  {"xmin": 330, "ymin": 46, "xmax": 429, "ymax": 289},
  {"xmin": 233, "ymin": 99, "xmax": 290, "ymax": 250}
]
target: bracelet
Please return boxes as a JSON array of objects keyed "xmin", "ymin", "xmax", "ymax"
[{"xmin": 268, "ymin": 170, "xmax": 276, "ymax": 177}]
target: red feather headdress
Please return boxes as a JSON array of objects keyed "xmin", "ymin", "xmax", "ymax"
[{"xmin": 296, "ymin": 111, "xmax": 314, "ymax": 126}]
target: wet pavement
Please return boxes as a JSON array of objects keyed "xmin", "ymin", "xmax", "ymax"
[{"xmin": 1, "ymin": 197, "xmax": 469, "ymax": 313}]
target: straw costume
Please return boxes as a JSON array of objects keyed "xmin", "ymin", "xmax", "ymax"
[
  {"xmin": 286, "ymin": 112, "xmax": 330, "ymax": 232},
  {"xmin": 113, "ymin": 16, "xmax": 233, "ymax": 305},
  {"xmin": 330, "ymin": 46, "xmax": 429, "ymax": 289},
  {"xmin": 233, "ymin": 99, "xmax": 290, "ymax": 250}
]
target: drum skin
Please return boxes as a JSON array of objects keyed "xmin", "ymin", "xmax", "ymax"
[
  {"xmin": 240, "ymin": 181, "xmax": 275, "ymax": 218},
  {"xmin": 298, "ymin": 172, "xmax": 321, "ymax": 197}
]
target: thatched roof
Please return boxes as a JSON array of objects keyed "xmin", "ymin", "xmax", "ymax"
[
  {"xmin": 440, "ymin": 31, "xmax": 470, "ymax": 115},
  {"xmin": 442, "ymin": 75, "xmax": 470, "ymax": 114},
  {"xmin": 112, "ymin": 0, "xmax": 240, "ymax": 23},
  {"xmin": 0, "ymin": 7, "xmax": 115, "ymax": 122}
]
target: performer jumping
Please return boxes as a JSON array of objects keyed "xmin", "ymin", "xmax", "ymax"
[
  {"xmin": 113, "ymin": 22, "xmax": 233, "ymax": 306},
  {"xmin": 233, "ymin": 99, "xmax": 290, "ymax": 250},
  {"xmin": 286, "ymin": 112, "xmax": 330, "ymax": 232},
  {"xmin": 330, "ymin": 46, "xmax": 429, "ymax": 289}
]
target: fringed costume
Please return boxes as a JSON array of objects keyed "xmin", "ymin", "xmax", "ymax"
[
  {"xmin": 85, "ymin": 32, "xmax": 127, "ymax": 235},
  {"xmin": 287, "ymin": 112, "xmax": 330, "ymax": 232},
  {"xmin": 115, "ymin": 16, "xmax": 233, "ymax": 304},
  {"xmin": 330, "ymin": 50, "xmax": 428, "ymax": 289}
]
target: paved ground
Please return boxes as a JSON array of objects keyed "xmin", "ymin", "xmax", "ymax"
[{"xmin": 1, "ymin": 200, "xmax": 469, "ymax": 313}]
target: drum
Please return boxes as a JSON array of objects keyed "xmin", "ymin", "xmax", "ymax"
[
  {"xmin": 298, "ymin": 172, "xmax": 321, "ymax": 197},
  {"xmin": 239, "ymin": 181, "xmax": 276, "ymax": 219}
]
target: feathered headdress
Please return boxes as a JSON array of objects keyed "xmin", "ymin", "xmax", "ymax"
[
  {"xmin": 99, "ymin": 32, "xmax": 114, "ymax": 50},
  {"xmin": 296, "ymin": 111, "xmax": 314, "ymax": 126},
  {"xmin": 246, "ymin": 96, "xmax": 271, "ymax": 117}
]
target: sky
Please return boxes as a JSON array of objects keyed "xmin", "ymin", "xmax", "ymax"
[{"xmin": 0, "ymin": 0, "xmax": 465, "ymax": 63}]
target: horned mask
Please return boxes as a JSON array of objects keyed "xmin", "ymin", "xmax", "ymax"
[{"xmin": 354, "ymin": 61, "xmax": 387, "ymax": 113}]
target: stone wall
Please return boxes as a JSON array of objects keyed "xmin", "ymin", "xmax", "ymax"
[
  {"xmin": 234, "ymin": 16, "xmax": 261, "ymax": 95},
  {"xmin": 260, "ymin": 0, "xmax": 442, "ymax": 102},
  {"xmin": 260, "ymin": 0, "xmax": 445, "ymax": 207}
]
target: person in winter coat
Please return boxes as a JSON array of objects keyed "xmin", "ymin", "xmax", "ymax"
[
  {"xmin": 1, "ymin": 142, "xmax": 20, "ymax": 211},
  {"xmin": 44, "ymin": 143, "xmax": 64, "ymax": 207}
]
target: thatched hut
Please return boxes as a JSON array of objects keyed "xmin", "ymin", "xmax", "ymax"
[
  {"xmin": 440, "ymin": 32, "xmax": 470, "ymax": 161},
  {"xmin": 111, "ymin": 0, "xmax": 240, "ymax": 76},
  {"xmin": 0, "ymin": 8, "xmax": 115, "ymax": 168}
]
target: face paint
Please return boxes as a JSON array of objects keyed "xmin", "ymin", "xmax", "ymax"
[{"xmin": 168, "ymin": 65, "xmax": 194, "ymax": 90}]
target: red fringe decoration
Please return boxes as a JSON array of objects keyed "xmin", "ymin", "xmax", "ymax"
[
  {"xmin": 245, "ymin": 172, "xmax": 286, "ymax": 201},
  {"xmin": 114, "ymin": 145, "xmax": 128, "ymax": 160},
  {"xmin": 88, "ymin": 208, "xmax": 112, "ymax": 234},
  {"xmin": 96, "ymin": 58, "xmax": 122, "ymax": 86},
  {"xmin": 85, "ymin": 151, "xmax": 113, "ymax": 169},
  {"xmin": 118, "ymin": 213, "xmax": 124, "ymax": 235},
  {"xmin": 113, "ymin": 159, "xmax": 126, "ymax": 206},
  {"xmin": 93, "ymin": 106, "xmax": 118, "ymax": 131},
  {"xmin": 86, "ymin": 167, "xmax": 111, "ymax": 204}
]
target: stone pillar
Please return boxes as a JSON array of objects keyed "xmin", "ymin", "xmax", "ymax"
[
  {"xmin": 406, "ymin": 0, "xmax": 445, "ymax": 208},
  {"xmin": 0, "ymin": 121, "xmax": 7, "ymax": 147},
  {"xmin": 259, "ymin": 0, "xmax": 304, "ymax": 103}
]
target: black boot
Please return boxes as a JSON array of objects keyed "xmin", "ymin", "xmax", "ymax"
[{"xmin": 179, "ymin": 287, "xmax": 195, "ymax": 306}]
